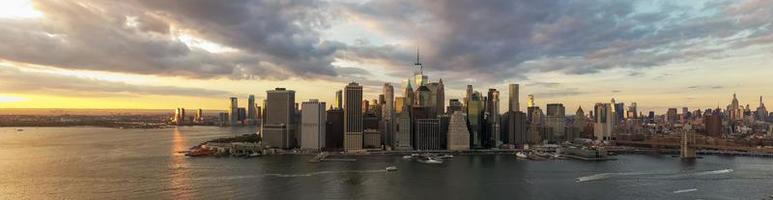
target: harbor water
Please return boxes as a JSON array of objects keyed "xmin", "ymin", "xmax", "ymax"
[{"xmin": 1, "ymin": 126, "xmax": 772, "ymax": 199}]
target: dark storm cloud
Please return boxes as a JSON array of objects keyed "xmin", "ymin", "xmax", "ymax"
[
  {"xmin": 0, "ymin": 0, "xmax": 343, "ymax": 80},
  {"xmin": 340, "ymin": 0, "xmax": 773, "ymax": 84},
  {"xmin": 0, "ymin": 0, "xmax": 771, "ymax": 85},
  {"xmin": 0, "ymin": 66, "xmax": 232, "ymax": 97}
]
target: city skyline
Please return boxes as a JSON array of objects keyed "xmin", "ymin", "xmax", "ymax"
[{"xmin": 0, "ymin": 1, "xmax": 772, "ymax": 113}]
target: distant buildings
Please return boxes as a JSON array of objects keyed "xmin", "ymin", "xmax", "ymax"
[
  {"xmin": 325, "ymin": 108, "xmax": 344, "ymax": 151},
  {"xmin": 667, "ymin": 108, "xmax": 678, "ymax": 124},
  {"xmin": 229, "ymin": 97, "xmax": 238, "ymax": 126}
]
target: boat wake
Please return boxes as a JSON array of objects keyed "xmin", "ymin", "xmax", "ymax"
[
  {"xmin": 673, "ymin": 188, "xmax": 698, "ymax": 194},
  {"xmin": 577, "ymin": 168, "xmax": 734, "ymax": 183}
]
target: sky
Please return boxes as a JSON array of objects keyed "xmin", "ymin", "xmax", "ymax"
[{"xmin": 0, "ymin": 0, "xmax": 771, "ymax": 113}]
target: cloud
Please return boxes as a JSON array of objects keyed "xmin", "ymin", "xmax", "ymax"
[
  {"xmin": 0, "ymin": 0, "xmax": 771, "ymax": 87},
  {"xmin": 338, "ymin": 0, "xmax": 773, "ymax": 84},
  {"xmin": 688, "ymin": 85, "xmax": 724, "ymax": 90},
  {"xmin": 0, "ymin": 66, "xmax": 231, "ymax": 97}
]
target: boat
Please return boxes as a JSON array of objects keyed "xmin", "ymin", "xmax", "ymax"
[
  {"xmin": 416, "ymin": 156, "xmax": 443, "ymax": 164},
  {"xmin": 386, "ymin": 166, "xmax": 398, "ymax": 171},
  {"xmin": 516, "ymin": 152, "xmax": 528, "ymax": 159},
  {"xmin": 16, "ymin": 129, "xmax": 23, "ymax": 132},
  {"xmin": 402, "ymin": 155, "xmax": 413, "ymax": 159},
  {"xmin": 248, "ymin": 152, "xmax": 260, "ymax": 157}
]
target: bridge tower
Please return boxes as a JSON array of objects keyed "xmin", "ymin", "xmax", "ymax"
[{"xmin": 680, "ymin": 124, "xmax": 697, "ymax": 159}]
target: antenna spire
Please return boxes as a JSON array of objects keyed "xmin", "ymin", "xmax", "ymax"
[{"xmin": 414, "ymin": 46, "xmax": 422, "ymax": 73}]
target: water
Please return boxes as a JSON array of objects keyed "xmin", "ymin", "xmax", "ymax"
[{"xmin": 2, "ymin": 127, "xmax": 773, "ymax": 199}]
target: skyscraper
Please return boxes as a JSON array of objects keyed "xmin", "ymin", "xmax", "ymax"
[
  {"xmin": 247, "ymin": 95, "xmax": 257, "ymax": 122},
  {"xmin": 382, "ymin": 83, "xmax": 395, "ymax": 148},
  {"xmin": 546, "ymin": 103, "xmax": 566, "ymax": 141},
  {"xmin": 344, "ymin": 82, "xmax": 364, "ymax": 151},
  {"xmin": 395, "ymin": 111, "xmax": 412, "ymax": 150},
  {"xmin": 486, "ymin": 89, "xmax": 501, "ymax": 147},
  {"xmin": 335, "ymin": 90, "xmax": 343, "ymax": 109},
  {"xmin": 447, "ymin": 111, "xmax": 470, "ymax": 150},
  {"xmin": 262, "ymin": 88, "xmax": 296, "ymax": 149},
  {"xmin": 467, "ymin": 91, "xmax": 484, "ymax": 148},
  {"xmin": 594, "ymin": 103, "xmax": 614, "ymax": 141},
  {"xmin": 704, "ymin": 111, "xmax": 722, "ymax": 137},
  {"xmin": 325, "ymin": 108, "xmax": 344, "ymax": 151},
  {"xmin": 508, "ymin": 84, "xmax": 520, "ymax": 112},
  {"xmin": 301, "ymin": 99, "xmax": 326, "ymax": 151},
  {"xmin": 229, "ymin": 97, "xmax": 238, "ymax": 126},
  {"xmin": 503, "ymin": 110, "xmax": 527, "ymax": 145},
  {"xmin": 756, "ymin": 96, "xmax": 768, "ymax": 121}
]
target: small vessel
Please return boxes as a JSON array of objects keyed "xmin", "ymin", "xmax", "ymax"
[
  {"xmin": 16, "ymin": 129, "xmax": 23, "ymax": 132},
  {"xmin": 402, "ymin": 155, "xmax": 413, "ymax": 159},
  {"xmin": 416, "ymin": 156, "xmax": 443, "ymax": 164},
  {"xmin": 248, "ymin": 152, "xmax": 260, "ymax": 157},
  {"xmin": 185, "ymin": 147, "xmax": 215, "ymax": 157},
  {"xmin": 386, "ymin": 166, "xmax": 398, "ymax": 171},
  {"xmin": 516, "ymin": 152, "xmax": 528, "ymax": 159}
]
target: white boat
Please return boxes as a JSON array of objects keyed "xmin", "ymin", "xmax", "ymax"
[
  {"xmin": 516, "ymin": 152, "xmax": 528, "ymax": 159},
  {"xmin": 416, "ymin": 156, "xmax": 443, "ymax": 164},
  {"xmin": 402, "ymin": 155, "xmax": 413, "ymax": 159},
  {"xmin": 436, "ymin": 154, "xmax": 454, "ymax": 159},
  {"xmin": 386, "ymin": 166, "xmax": 398, "ymax": 171}
]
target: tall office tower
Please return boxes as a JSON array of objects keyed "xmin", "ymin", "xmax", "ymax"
[
  {"xmin": 529, "ymin": 107, "xmax": 545, "ymax": 143},
  {"xmin": 335, "ymin": 90, "xmax": 343, "ymax": 109},
  {"xmin": 464, "ymin": 85, "xmax": 473, "ymax": 109},
  {"xmin": 727, "ymin": 93, "xmax": 742, "ymax": 121},
  {"xmin": 704, "ymin": 111, "xmax": 723, "ymax": 137},
  {"xmin": 447, "ymin": 99, "xmax": 463, "ymax": 113},
  {"xmin": 593, "ymin": 103, "xmax": 614, "ymax": 141},
  {"xmin": 395, "ymin": 97, "xmax": 406, "ymax": 113},
  {"xmin": 467, "ymin": 91, "xmax": 484, "ymax": 148},
  {"xmin": 344, "ymin": 82, "xmax": 364, "ymax": 151},
  {"xmin": 404, "ymin": 82, "xmax": 414, "ymax": 110},
  {"xmin": 508, "ymin": 84, "xmax": 520, "ymax": 112},
  {"xmin": 395, "ymin": 111, "xmax": 412, "ymax": 150},
  {"xmin": 756, "ymin": 96, "xmax": 768, "ymax": 121},
  {"xmin": 301, "ymin": 99, "xmax": 326, "ymax": 151},
  {"xmin": 362, "ymin": 100, "xmax": 370, "ymax": 114},
  {"xmin": 415, "ymin": 85, "xmax": 432, "ymax": 107},
  {"xmin": 612, "ymin": 99, "xmax": 624, "ymax": 122},
  {"xmin": 247, "ymin": 95, "xmax": 257, "ymax": 121},
  {"xmin": 237, "ymin": 107, "xmax": 247, "ymax": 123},
  {"xmin": 174, "ymin": 108, "xmax": 185, "ymax": 125},
  {"xmin": 382, "ymin": 83, "xmax": 395, "ymax": 148},
  {"xmin": 194, "ymin": 108, "xmax": 203, "ymax": 123},
  {"xmin": 325, "ymin": 108, "xmax": 344, "ymax": 151},
  {"xmin": 447, "ymin": 112, "xmax": 470, "ymax": 150},
  {"xmin": 545, "ymin": 103, "xmax": 566, "ymax": 141},
  {"xmin": 575, "ymin": 106, "xmax": 587, "ymax": 128},
  {"xmin": 666, "ymin": 108, "xmax": 678, "ymax": 124},
  {"xmin": 229, "ymin": 97, "xmax": 238, "ymax": 126},
  {"xmin": 415, "ymin": 118, "xmax": 442, "ymax": 150},
  {"xmin": 262, "ymin": 88, "xmax": 296, "ymax": 149},
  {"xmin": 503, "ymin": 111, "xmax": 527, "ymax": 145},
  {"xmin": 413, "ymin": 48, "xmax": 428, "ymax": 87},
  {"xmin": 486, "ymin": 89, "xmax": 501, "ymax": 147},
  {"xmin": 527, "ymin": 95, "xmax": 536, "ymax": 120},
  {"xmin": 425, "ymin": 80, "xmax": 445, "ymax": 115}
]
